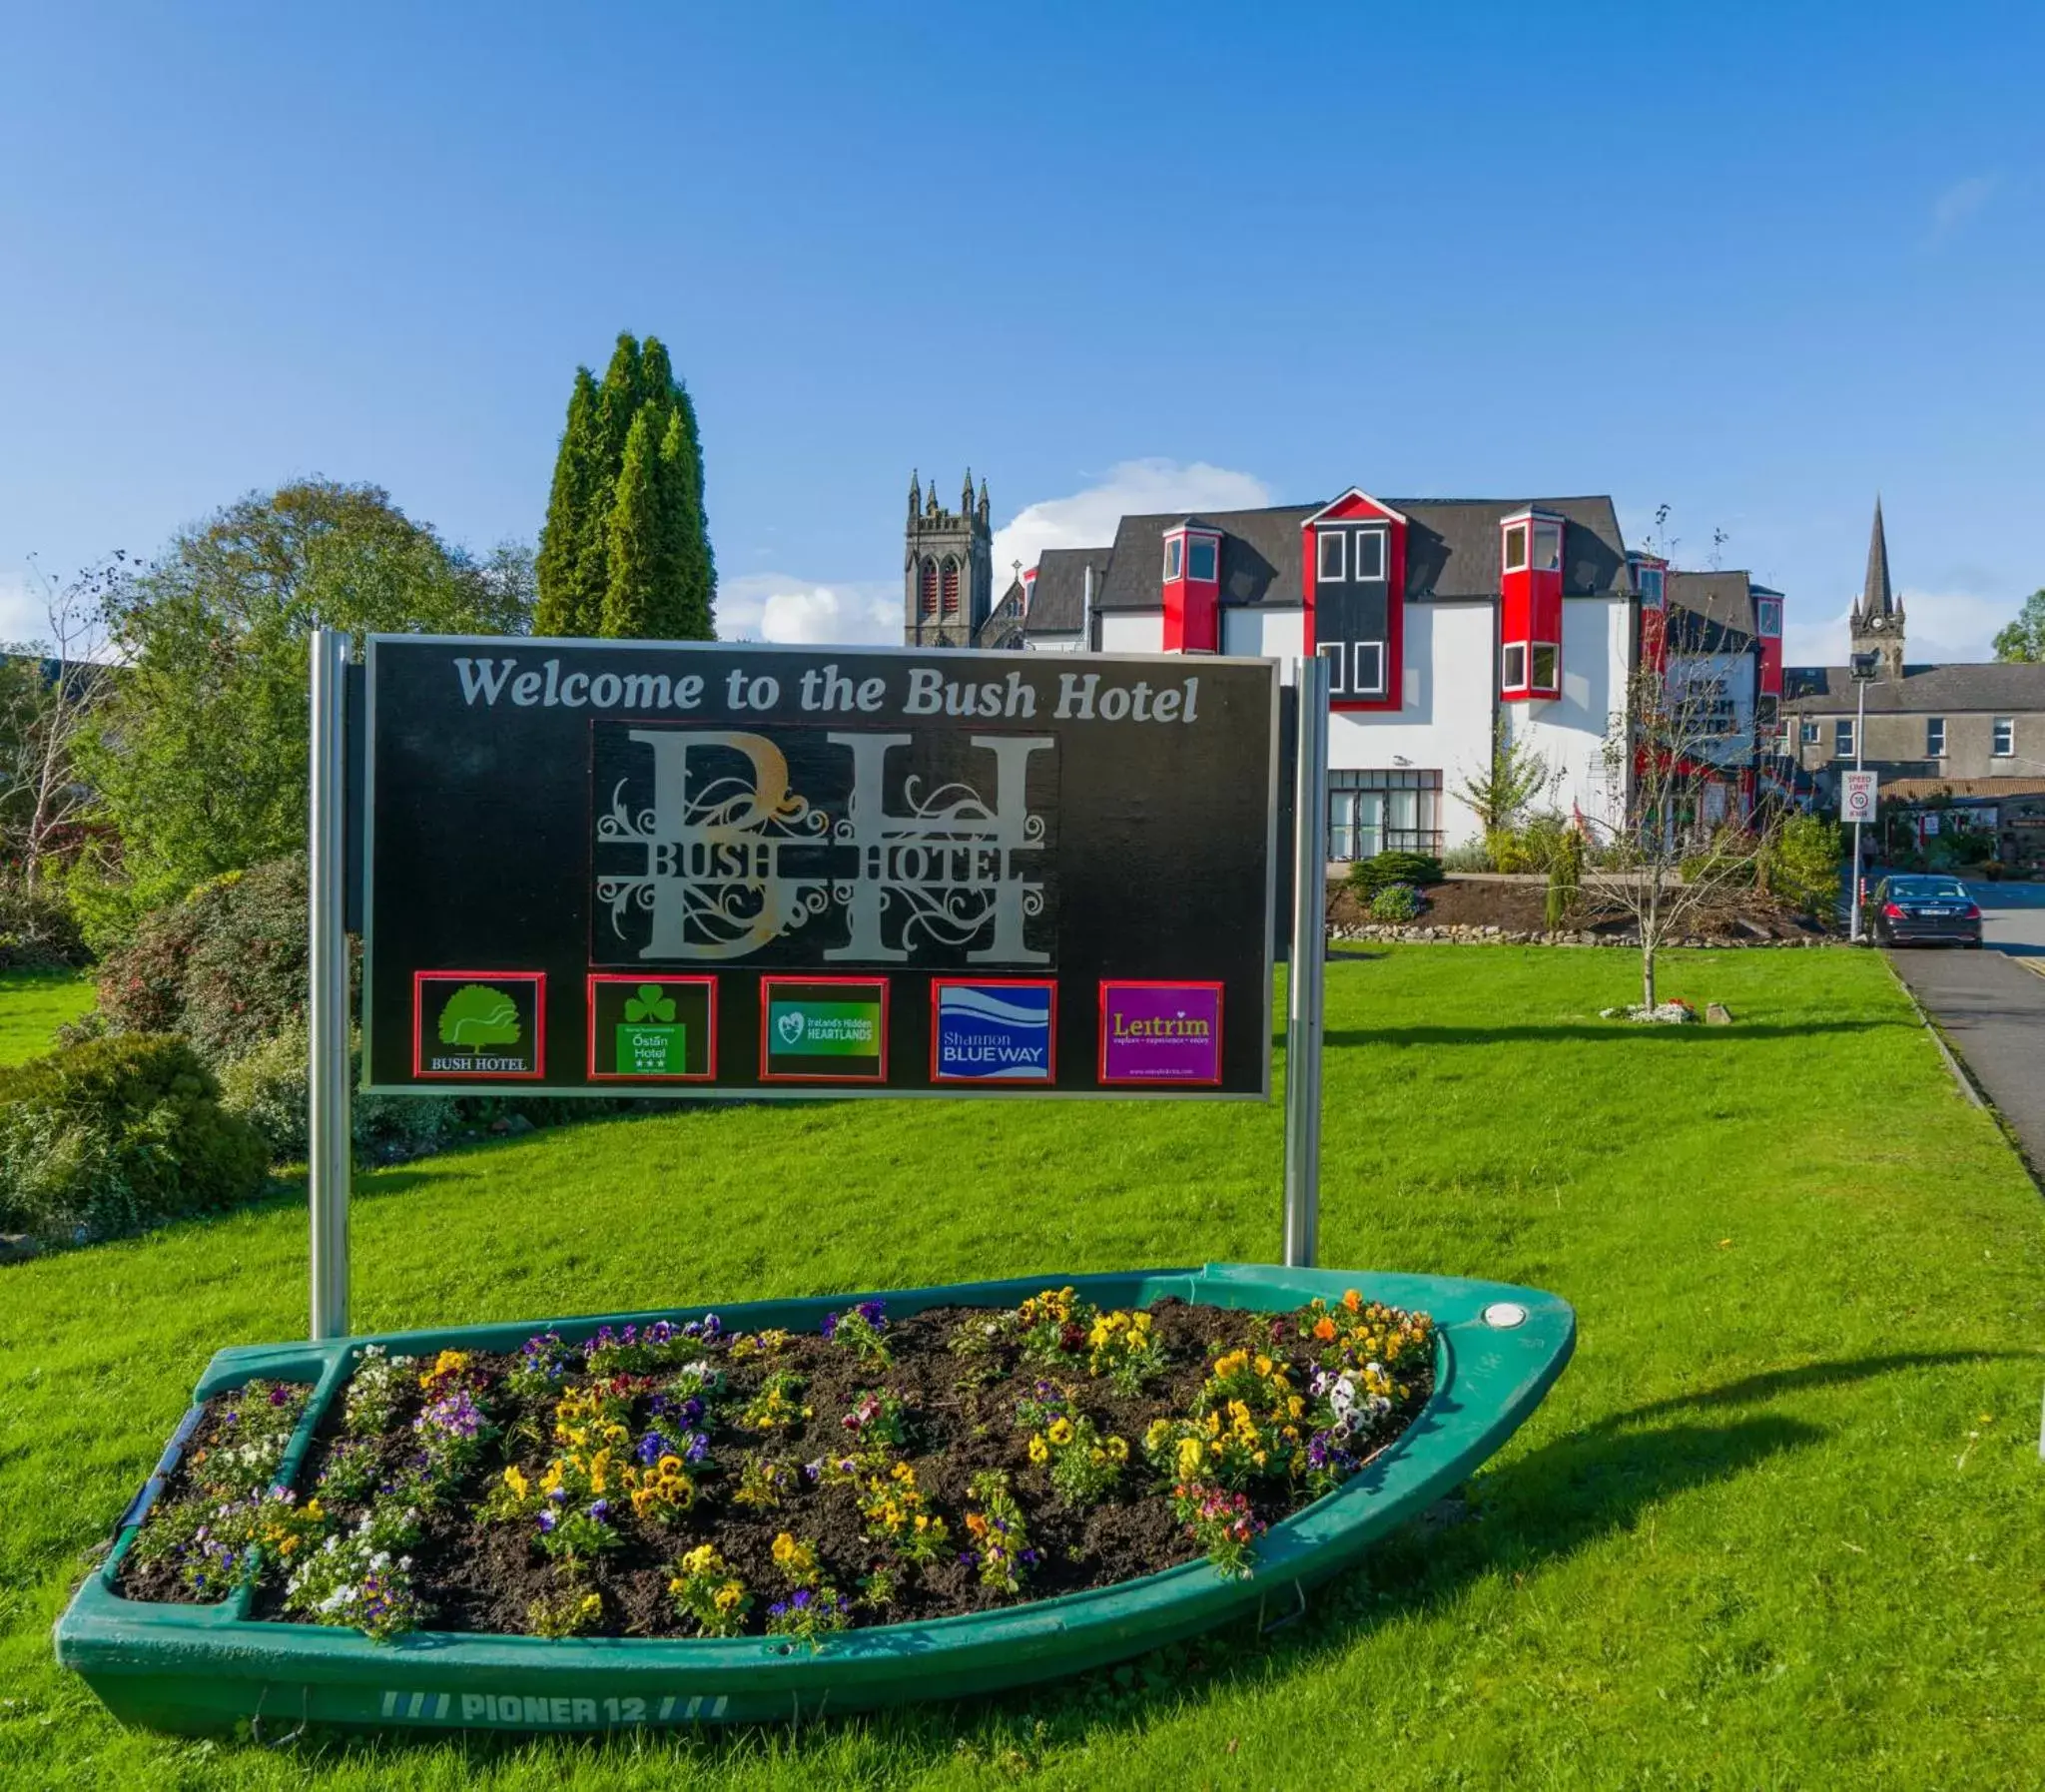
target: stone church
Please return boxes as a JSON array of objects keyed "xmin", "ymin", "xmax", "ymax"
[{"xmin": 902, "ymin": 471, "xmax": 993, "ymax": 649}]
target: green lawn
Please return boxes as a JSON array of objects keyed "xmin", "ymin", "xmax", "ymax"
[
  {"xmin": 3, "ymin": 946, "xmax": 2043, "ymax": 1788},
  {"xmin": 0, "ymin": 968, "xmax": 95, "ymax": 1066}
]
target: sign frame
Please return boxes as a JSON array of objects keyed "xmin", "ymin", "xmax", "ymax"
[
  {"xmin": 1839, "ymin": 769, "xmax": 1878, "ymax": 825},
  {"xmin": 356, "ymin": 633, "xmax": 1282, "ymax": 1105}
]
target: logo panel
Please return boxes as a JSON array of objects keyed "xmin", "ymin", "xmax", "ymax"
[
  {"xmin": 931, "ymin": 979, "xmax": 1055, "ymax": 1083},
  {"xmin": 412, "ymin": 971, "xmax": 545, "ymax": 1080},
  {"xmin": 587, "ymin": 975, "xmax": 717, "ymax": 1081},
  {"xmin": 1098, "ymin": 981, "xmax": 1223, "ymax": 1086},
  {"xmin": 759, "ymin": 976, "xmax": 889, "ymax": 1083}
]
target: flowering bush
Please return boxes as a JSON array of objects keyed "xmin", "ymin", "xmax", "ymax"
[
  {"xmin": 962, "ymin": 1470, "xmax": 1036, "ymax": 1592},
  {"xmin": 668, "ymin": 1544, "xmax": 751, "ymax": 1637},
  {"xmin": 1172, "ymin": 1483, "xmax": 1266, "ymax": 1579},
  {"xmin": 1086, "ymin": 1309, "xmax": 1167, "ymax": 1394},
  {"xmin": 820, "ymin": 1300, "xmax": 891, "ymax": 1366}
]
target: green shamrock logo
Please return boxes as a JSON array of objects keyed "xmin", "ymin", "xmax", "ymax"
[{"xmin": 623, "ymin": 983, "xmax": 676, "ymax": 1024}]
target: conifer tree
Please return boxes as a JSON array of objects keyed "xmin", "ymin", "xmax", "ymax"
[
  {"xmin": 601, "ymin": 406, "xmax": 662, "ymax": 639},
  {"xmin": 534, "ymin": 368, "xmax": 599, "ymax": 635},
  {"xmin": 659, "ymin": 401, "xmax": 715, "ymax": 639}
]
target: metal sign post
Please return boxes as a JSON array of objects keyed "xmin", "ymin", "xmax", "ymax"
[
  {"xmin": 309, "ymin": 628, "xmax": 352, "ymax": 1339},
  {"xmin": 1283, "ymin": 653, "xmax": 1329, "ymax": 1268}
]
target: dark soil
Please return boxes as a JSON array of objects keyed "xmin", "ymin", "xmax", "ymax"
[
  {"xmin": 1329, "ymin": 876, "xmax": 1827, "ymax": 941},
  {"xmin": 121, "ymin": 1298, "xmax": 1433, "ymax": 1639}
]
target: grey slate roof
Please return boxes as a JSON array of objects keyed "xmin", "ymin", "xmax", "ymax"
[
  {"xmin": 1072, "ymin": 494, "xmax": 1632, "ymax": 628},
  {"xmin": 1667, "ymin": 571, "xmax": 1756, "ymax": 651},
  {"xmin": 1022, "ymin": 546, "xmax": 1112, "ymax": 633},
  {"xmin": 1781, "ymin": 661, "xmax": 2045, "ymax": 713}
]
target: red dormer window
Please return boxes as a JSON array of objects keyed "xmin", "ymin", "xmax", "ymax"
[
  {"xmin": 1500, "ymin": 508, "xmax": 1564, "ymax": 701},
  {"xmin": 1161, "ymin": 526, "xmax": 1221, "ymax": 653}
]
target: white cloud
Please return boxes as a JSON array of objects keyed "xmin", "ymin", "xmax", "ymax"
[
  {"xmin": 1929, "ymin": 174, "xmax": 1996, "ymax": 245},
  {"xmin": 716, "ymin": 573, "xmax": 900, "ymax": 646},
  {"xmin": 1782, "ymin": 589, "xmax": 2016, "ymax": 667},
  {"xmin": 989, "ymin": 458, "xmax": 1272, "ymax": 589},
  {"xmin": 0, "ymin": 570, "xmax": 44, "ymax": 644}
]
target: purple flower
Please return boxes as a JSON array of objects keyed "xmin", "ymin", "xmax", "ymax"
[
  {"xmin": 647, "ymin": 1320, "xmax": 674, "ymax": 1346},
  {"xmin": 588, "ymin": 1499, "xmax": 610, "ymax": 1522},
  {"xmin": 547, "ymin": 1486, "xmax": 567, "ymax": 1503},
  {"xmin": 854, "ymin": 1300, "xmax": 887, "ymax": 1330},
  {"xmin": 269, "ymin": 1385, "xmax": 293, "ymax": 1407},
  {"xmin": 819, "ymin": 1312, "xmax": 839, "ymax": 1341},
  {"xmin": 635, "ymin": 1433, "xmax": 671, "ymax": 1466},
  {"xmin": 683, "ymin": 1433, "xmax": 710, "ymax": 1466},
  {"xmin": 536, "ymin": 1511, "xmax": 557, "ymax": 1533},
  {"xmin": 768, "ymin": 1599, "xmax": 789, "ymax": 1618},
  {"xmin": 791, "ymin": 1588, "xmax": 812, "ymax": 1609}
]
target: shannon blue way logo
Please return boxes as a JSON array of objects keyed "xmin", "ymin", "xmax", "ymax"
[{"xmin": 933, "ymin": 981, "xmax": 1054, "ymax": 1082}]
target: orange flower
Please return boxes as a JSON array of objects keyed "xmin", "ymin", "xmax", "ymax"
[
  {"xmin": 1342, "ymin": 1289, "xmax": 1362, "ymax": 1313},
  {"xmin": 1312, "ymin": 1316, "xmax": 1337, "ymax": 1342}
]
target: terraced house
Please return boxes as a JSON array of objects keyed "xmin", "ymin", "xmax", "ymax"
[{"xmin": 926, "ymin": 476, "xmax": 1783, "ymax": 857}]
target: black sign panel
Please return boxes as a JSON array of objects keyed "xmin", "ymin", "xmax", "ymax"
[{"xmin": 361, "ymin": 637, "xmax": 1278, "ymax": 1099}]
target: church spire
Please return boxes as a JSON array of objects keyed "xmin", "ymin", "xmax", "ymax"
[
  {"xmin": 908, "ymin": 469, "xmax": 921, "ymax": 520},
  {"xmin": 962, "ymin": 468, "xmax": 975, "ymax": 516},
  {"xmin": 1857, "ymin": 496, "xmax": 1896, "ymax": 622},
  {"xmin": 978, "ymin": 476, "xmax": 990, "ymax": 521}
]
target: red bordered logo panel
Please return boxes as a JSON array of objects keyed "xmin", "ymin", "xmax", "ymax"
[
  {"xmin": 586, "ymin": 974, "xmax": 718, "ymax": 1082},
  {"xmin": 1097, "ymin": 980, "xmax": 1224, "ymax": 1086},
  {"xmin": 412, "ymin": 971, "xmax": 546, "ymax": 1080},
  {"xmin": 758, "ymin": 976, "xmax": 890, "ymax": 1084},
  {"xmin": 929, "ymin": 978, "xmax": 1057, "ymax": 1084}
]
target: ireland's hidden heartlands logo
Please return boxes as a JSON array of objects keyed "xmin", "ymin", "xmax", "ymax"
[
  {"xmin": 933, "ymin": 981, "xmax": 1054, "ymax": 1082},
  {"xmin": 1099, "ymin": 982, "xmax": 1223, "ymax": 1085}
]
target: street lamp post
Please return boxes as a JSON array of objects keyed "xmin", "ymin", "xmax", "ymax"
[{"xmin": 1846, "ymin": 652, "xmax": 1878, "ymax": 942}]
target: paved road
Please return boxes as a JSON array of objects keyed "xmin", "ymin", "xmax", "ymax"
[{"xmin": 1887, "ymin": 880, "xmax": 2045, "ymax": 1173}]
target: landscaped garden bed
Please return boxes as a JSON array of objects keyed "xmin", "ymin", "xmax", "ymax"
[
  {"xmin": 57, "ymin": 1265, "xmax": 1574, "ymax": 1734},
  {"xmin": 117, "ymin": 1288, "xmax": 1437, "ymax": 1641}
]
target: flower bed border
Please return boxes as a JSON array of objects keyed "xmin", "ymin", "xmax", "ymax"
[{"xmin": 54, "ymin": 1262, "xmax": 1574, "ymax": 1737}]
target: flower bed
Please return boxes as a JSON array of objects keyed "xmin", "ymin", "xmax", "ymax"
[{"xmin": 117, "ymin": 1287, "xmax": 1434, "ymax": 1642}]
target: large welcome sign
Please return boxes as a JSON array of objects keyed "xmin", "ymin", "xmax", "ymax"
[{"xmin": 360, "ymin": 636, "xmax": 1279, "ymax": 1099}]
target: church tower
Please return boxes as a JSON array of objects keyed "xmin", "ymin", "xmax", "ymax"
[
  {"xmin": 1848, "ymin": 496, "xmax": 1905, "ymax": 680},
  {"xmin": 904, "ymin": 469, "xmax": 993, "ymax": 648}
]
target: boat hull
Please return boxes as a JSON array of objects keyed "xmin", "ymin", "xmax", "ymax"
[{"xmin": 55, "ymin": 1262, "xmax": 1574, "ymax": 1735}]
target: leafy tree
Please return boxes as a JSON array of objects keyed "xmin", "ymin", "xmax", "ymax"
[
  {"xmin": 72, "ymin": 480, "xmax": 530, "ymax": 936},
  {"xmin": 1991, "ymin": 589, "xmax": 2045, "ymax": 662},
  {"xmin": 534, "ymin": 331, "xmax": 715, "ymax": 642},
  {"xmin": 1454, "ymin": 718, "xmax": 1557, "ymax": 834}
]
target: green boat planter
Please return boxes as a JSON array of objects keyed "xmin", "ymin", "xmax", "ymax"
[{"xmin": 55, "ymin": 1262, "xmax": 1573, "ymax": 1737}]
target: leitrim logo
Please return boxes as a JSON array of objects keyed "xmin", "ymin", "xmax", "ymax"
[
  {"xmin": 760, "ymin": 979, "xmax": 889, "ymax": 1082},
  {"xmin": 413, "ymin": 971, "xmax": 544, "ymax": 1079},
  {"xmin": 933, "ymin": 981, "xmax": 1054, "ymax": 1082},
  {"xmin": 1098, "ymin": 981, "xmax": 1223, "ymax": 1085},
  {"xmin": 593, "ymin": 727, "xmax": 1054, "ymax": 966}
]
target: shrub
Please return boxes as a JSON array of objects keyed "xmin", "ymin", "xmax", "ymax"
[
  {"xmin": 0, "ymin": 1034, "xmax": 269, "ymax": 1242},
  {"xmin": 219, "ymin": 1021, "xmax": 460, "ymax": 1163},
  {"xmin": 1440, "ymin": 840, "xmax": 1494, "ymax": 872},
  {"xmin": 95, "ymin": 856, "xmax": 335, "ymax": 1068},
  {"xmin": 1765, "ymin": 815, "xmax": 1845, "ymax": 916},
  {"xmin": 1486, "ymin": 829, "xmax": 1533, "ymax": 873},
  {"xmin": 0, "ymin": 881, "xmax": 91, "ymax": 971},
  {"xmin": 1367, "ymin": 883, "xmax": 1424, "ymax": 922},
  {"xmin": 1346, "ymin": 850, "xmax": 1444, "ymax": 896},
  {"xmin": 1680, "ymin": 826, "xmax": 1761, "ymax": 890},
  {"xmin": 1545, "ymin": 829, "xmax": 1585, "ymax": 930}
]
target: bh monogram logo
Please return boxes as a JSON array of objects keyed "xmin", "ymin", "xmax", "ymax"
[{"xmin": 595, "ymin": 729, "xmax": 1054, "ymax": 964}]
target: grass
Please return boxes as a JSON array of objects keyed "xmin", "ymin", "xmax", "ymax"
[
  {"xmin": 2, "ymin": 945, "xmax": 2043, "ymax": 1788},
  {"xmin": 0, "ymin": 968, "xmax": 95, "ymax": 1066}
]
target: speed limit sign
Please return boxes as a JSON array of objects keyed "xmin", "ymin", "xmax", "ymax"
[{"xmin": 1840, "ymin": 770, "xmax": 1878, "ymax": 824}]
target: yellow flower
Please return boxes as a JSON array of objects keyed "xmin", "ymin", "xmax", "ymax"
[
  {"xmin": 1176, "ymin": 1438, "xmax": 1203, "ymax": 1476},
  {"xmin": 579, "ymin": 1593, "xmax": 602, "ymax": 1618},
  {"xmin": 1028, "ymin": 1435, "xmax": 1050, "ymax": 1464},
  {"xmin": 714, "ymin": 1583, "xmax": 743, "ymax": 1612},
  {"xmin": 503, "ymin": 1465, "xmax": 529, "ymax": 1501},
  {"xmin": 682, "ymin": 1544, "xmax": 717, "ymax": 1575},
  {"xmin": 1106, "ymin": 1436, "xmax": 1129, "ymax": 1462},
  {"xmin": 1254, "ymin": 1354, "xmax": 1273, "ymax": 1378},
  {"xmin": 1047, "ymin": 1417, "xmax": 1074, "ymax": 1446}
]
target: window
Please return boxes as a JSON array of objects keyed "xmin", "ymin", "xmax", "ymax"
[
  {"xmin": 1317, "ymin": 642, "xmax": 1344, "ymax": 693},
  {"xmin": 1756, "ymin": 694, "xmax": 1779, "ymax": 730},
  {"xmin": 1800, "ymin": 720, "xmax": 1819, "ymax": 745},
  {"xmin": 1756, "ymin": 599, "xmax": 1781, "ymax": 636},
  {"xmin": 1993, "ymin": 716, "xmax": 2015, "ymax": 757},
  {"xmin": 1926, "ymin": 717, "xmax": 1946, "ymax": 758},
  {"xmin": 1162, "ymin": 535, "xmax": 1183, "ymax": 582},
  {"xmin": 1502, "ymin": 642, "xmax": 1528, "ymax": 690},
  {"xmin": 1637, "ymin": 565, "xmax": 1665, "ymax": 604},
  {"xmin": 1530, "ymin": 644, "xmax": 1560, "ymax": 692},
  {"xmin": 1327, "ymin": 770, "xmax": 1443, "ymax": 862},
  {"xmin": 1351, "ymin": 640, "xmax": 1385, "ymax": 695},
  {"xmin": 941, "ymin": 557, "xmax": 960, "ymax": 616},
  {"xmin": 1352, "ymin": 529, "xmax": 1386, "ymax": 581},
  {"xmin": 1532, "ymin": 521, "xmax": 1563, "ymax": 573},
  {"xmin": 1187, "ymin": 535, "xmax": 1217, "ymax": 582},
  {"xmin": 1502, "ymin": 524, "xmax": 1528, "ymax": 572},
  {"xmin": 919, "ymin": 558, "xmax": 939, "ymax": 617},
  {"xmin": 1317, "ymin": 529, "xmax": 1345, "ymax": 582},
  {"xmin": 1835, "ymin": 719, "xmax": 1854, "ymax": 759}
]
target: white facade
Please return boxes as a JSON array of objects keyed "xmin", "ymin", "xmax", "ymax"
[{"xmin": 1515, "ymin": 595, "xmax": 1634, "ymax": 836}]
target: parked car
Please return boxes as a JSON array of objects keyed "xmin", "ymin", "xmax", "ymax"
[{"xmin": 1864, "ymin": 875, "xmax": 1983, "ymax": 948}]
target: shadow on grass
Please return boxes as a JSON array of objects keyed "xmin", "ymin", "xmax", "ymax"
[
  {"xmin": 233, "ymin": 1347, "xmax": 2024, "ymax": 1775},
  {"xmin": 1328, "ymin": 1018, "xmax": 1909, "ymax": 1048}
]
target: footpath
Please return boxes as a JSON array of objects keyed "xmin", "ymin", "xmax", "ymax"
[{"xmin": 1888, "ymin": 945, "xmax": 2045, "ymax": 1178}]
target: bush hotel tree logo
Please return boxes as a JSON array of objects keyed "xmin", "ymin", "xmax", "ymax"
[{"xmin": 360, "ymin": 638, "xmax": 1276, "ymax": 1100}]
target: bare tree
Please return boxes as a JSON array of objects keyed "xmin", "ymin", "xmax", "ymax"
[
  {"xmin": 1586, "ymin": 660, "xmax": 1777, "ymax": 1010},
  {"xmin": 1, "ymin": 555, "xmax": 127, "ymax": 893},
  {"xmin": 1454, "ymin": 717, "xmax": 1559, "ymax": 835}
]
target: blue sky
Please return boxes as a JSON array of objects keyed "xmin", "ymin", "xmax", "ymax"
[{"xmin": 2, "ymin": 1, "xmax": 2041, "ymax": 663}]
